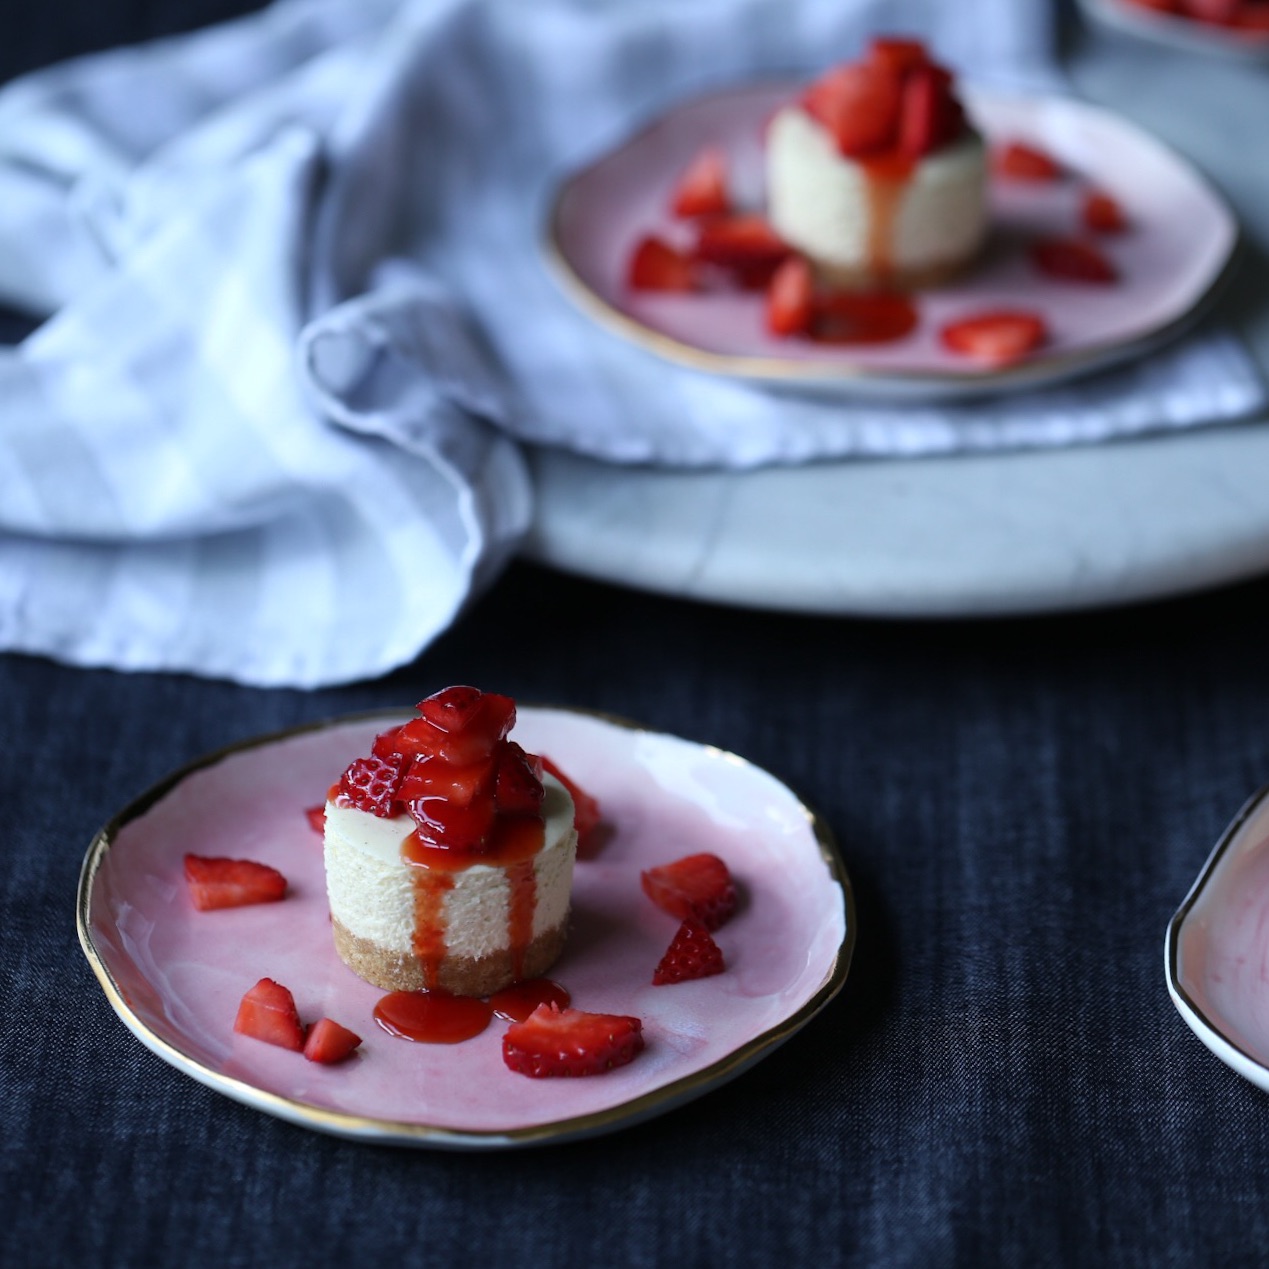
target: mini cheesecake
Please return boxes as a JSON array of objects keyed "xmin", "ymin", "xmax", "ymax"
[
  {"xmin": 322, "ymin": 688, "xmax": 578, "ymax": 997},
  {"xmin": 766, "ymin": 37, "xmax": 988, "ymax": 289}
]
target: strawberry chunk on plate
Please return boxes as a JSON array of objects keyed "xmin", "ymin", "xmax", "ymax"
[
  {"xmin": 627, "ymin": 235, "xmax": 697, "ymax": 292},
  {"xmin": 670, "ymin": 145, "xmax": 730, "ymax": 218},
  {"xmin": 641, "ymin": 852, "xmax": 738, "ymax": 930},
  {"xmin": 1082, "ymin": 189, "xmax": 1129, "ymax": 234},
  {"xmin": 1030, "ymin": 236, "xmax": 1118, "ymax": 283},
  {"xmin": 184, "ymin": 854, "xmax": 287, "ymax": 911},
  {"xmin": 503, "ymin": 1004, "xmax": 644, "ymax": 1078},
  {"xmin": 692, "ymin": 214, "xmax": 791, "ymax": 288},
  {"xmin": 652, "ymin": 920, "xmax": 726, "ymax": 985},
  {"xmin": 765, "ymin": 255, "xmax": 815, "ymax": 337},
  {"xmin": 303, "ymin": 1017, "xmax": 363, "ymax": 1065},
  {"xmin": 993, "ymin": 140, "xmax": 1063, "ymax": 181},
  {"xmin": 234, "ymin": 978, "xmax": 305, "ymax": 1051},
  {"xmin": 940, "ymin": 310, "xmax": 1048, "ymax": 368}
]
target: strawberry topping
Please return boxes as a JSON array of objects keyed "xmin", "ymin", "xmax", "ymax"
[
  {"xmin": 302, "ymin": 1017, "xmax": 363, "ymax": 1065},
  {"xmin": 233, "ymin": 978, "xmax": 305, "ymax": 1051},
  {"xmin": 940, "ymin": 310, "xmax": 1048, "ymax": 367},
  {"xmin": 652, "ymin": 920, "xmax": 726, "ymax": 985},
  {"xmin": 494, "ymin": 741, "xmax": 547, "ymax": 816},
  {"xmin": 802, "ymin": 61, "xmax": 904, "ymax": 157},
  {"xmin": 671, "ymin": 145, "xmax": 730, "ymax": 218},
  {"xmin": 1029, "ymin": 236, "xmax": 1118, "ymax": 284},
  {"xmin": 502, "ymin": 1004, "xmax": 644, "ymax": 1078},
  {"xmin": 338, "ymin": 755, "xmax": 402, "ymax": 817},
  {"xmin": 184, "ymin": 854, "xmax": 287, "ymax": 911},
  {"xmin": 539, "ymin": 755, "xmax": 604, "ymax": 858},
  {"xmin": 641, "ymin": 852, "xmax": 738, "ymax": 930}
]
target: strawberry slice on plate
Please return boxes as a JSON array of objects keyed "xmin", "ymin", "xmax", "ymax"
[
  {"xmin": 641, "ymin": 852, "xmax": 738, "ymax": 930},
  {"xmin": 993, "ymin": 140, "xmax": 1063, "ymax": 181},
  {"xmin": 692, "ymin": 214, "xmax": 791, "ymax": 288},
  {"xmin": 1082, "ymin": 189, "xmax": 1129, "ymax": 234},
  {"xmin": 652, "ymin": 920, "xmax": 726, "ymax": 985},
  {"xmin": 1030, "ymin": 236, "xmax": 1118, "ymax": 283},
  {"xmin": 502, "ymin": 1004, "xmax": 644, "ymax": 1078},
  {"xmin": 184, "ymin": 854, "xmax": 287, "ymax": 911},
  {"xmin": 765, "ymin": 255, "xmax": 814, "ymax": 337},
  {"xmin": 303, "ymin": 1017, "xmax": 362, "ymax": 1065},
  {"xmin": 234, "ymin": 978, "xmax": 305, "ymax": 1051},
  {"xmin": 670, "ymin": 145, "xmax": 730, "ymax": 218},
  {"xmin": 940, "ymin": 310, "xmax": 1048, "ymax": 367},
  {"xmin": 627, "ymin": 235, "xmax": 697, "ymax": 292}
]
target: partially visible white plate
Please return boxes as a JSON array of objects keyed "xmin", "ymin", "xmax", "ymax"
[
  {"xmin": 78, "ymin": 708, "xmax": 853, "ymax": 1149},
  {"xmin": 1167, "ymin": 782, "xmax": 1269, "ymax": 1091},
  {"xmin": 546, "ymin": 81, "xmax": 1237, "ymax": 401},
  {"xmin": 1078, "ymin": 0, "xmax": 1269, "ymax": 62}
]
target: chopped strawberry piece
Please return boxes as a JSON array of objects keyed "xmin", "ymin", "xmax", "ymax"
[
  {"xmin": 803, "ymin": 61, "xmax": 903, "ymax": 156},
  {"xmin": 1233, "ymin": 3, "xmax": 1269, "ymax": 31},
  {"xmin": 1030, "ymin": 236, "xmax": 1118, "ymax": 283},
  {"xmin": 1182, "ymin": 0, "xmax": 1242, "ymax": 21},
  {"xmin": 940, "ymin": 310, "xmax": 1048, "ymax": 367},
  {"xmin": 233, "ymin": 978, "xmax": 305, "ymax": 1051},
  {"xmin": 407, "ymin": 792, "xmax": 496, "ymax": 851},
  {"xmin": 494, "ymin": 741, "xmax": 546, "ymax": 816},
  {"xmin": 766, "ymin": 255, "xmax": 815, "ymax": 337},
  {"xmin": 692, "ymin": 214, "xmax": 791, "ymax": 287},
  {"xmin": 670, "ymin": 145, "xmax": 730, "ymax": 218},
  {"xmin": 1122, "ymin": 0, "xmax": 1178, "ymax": 10},
  {"xmin": 627, "ymin": 235, "xmax": 697, "ymax": 292},
  {"xmin": 397, "ymin": 753, "xmax": 495, "ymax": 809},
  {"xmin": 417, "ymin": 685, "xmax": 487, "ymax": 733},
  {"xmin": 652, "ymin": 920, "xmax": 726, "ymax": 985},
  {"xmin": 395, "ymin": 690, "xmax": 516, "ymax": 765},
  {"xmin": 898, "ymin": 64, "xmax": 960, "ymax": 158},
  {"xmin": 867, "ymin": 35, "xmax": 931, "ymax": 76},
  {"xmin": 539, "ymin": 755, "xmax": 604, "ymax": 858},
  {"xmin": 184, "ymin": 854, "xmax": 287, "ymax": 911},
  {"xmin": 304, "ymin": 805, "xmax": 325, "ymax": 834},
  {"xmin": 993, "ymin": 140, "xmax": 1063, "ymax": 181},
  {"xmin": 338, "ymin": 755, "xmax": 403, "ymax": 816},
  {"xmin": 303, "ymin": 1017, "xmax": 362, "ymax": 1064},
  {"xmin": 1082, "ymin": 189, "xmax": 1129, "ymax": 234},
  {"xmin": 641, "ymin": 852, "xmax": 738, "ymax": 930},
  {"xmin": 371, "ymin": 724, "xmax": 405, "ymax": 762},
  {"xmin": 809, "ymin": 290, "xmax": 919, "ymax": 345},
  {"xmin": 503, "ymin": 1004, "xmax": 644, "ymax": 1078}
]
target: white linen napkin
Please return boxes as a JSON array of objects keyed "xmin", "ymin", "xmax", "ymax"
[{"xmin": 0, "ymin": 0, "xmax": 1262, "ymax": 686}]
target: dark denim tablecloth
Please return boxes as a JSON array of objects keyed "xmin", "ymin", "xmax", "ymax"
[{"xmin": 5, "ymin": 3, "xmax": 1269, "ymax": 1267}]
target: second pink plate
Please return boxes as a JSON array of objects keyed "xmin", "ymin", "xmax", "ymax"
[
  {"xmin": 546, "ymin": 82, "xmax": 1237, "ymax": 399},
  {"xmin": 77, "ymin": 708, "xmax": 853, "ymax": 1149}
]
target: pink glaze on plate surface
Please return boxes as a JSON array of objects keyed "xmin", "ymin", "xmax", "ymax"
[
  {"xmin": 549, "ymin": 83, "xmax": 1236, "ymax": 392},
  {"xmin": 79, "ymin": 708, "xmax": 851, "ymax": 1146}
]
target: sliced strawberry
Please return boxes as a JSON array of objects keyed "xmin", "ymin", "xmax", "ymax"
[
  {"xmin": 407, "ymin": 792, "xmax": 496, "ymax": 852},
  {"xmin": 1082, "ymin": 189, "xmax": 1129, "ymax": 234},
  {"xmin": 338, "ymin": 754, "xmax": 403, "ymax": 816},
  {"xmin": 641, "ymin": 852, "xmax": 737, "ymax": 930},
  {"xmin": 898, "ymin": 64, "xmax": 959, "ymax": 158},
  {"xmin": 1233, "ymin": 3, "xmax": 1269, "ymax": 31},
  {"xmin": 765, "ymin": 255, "xmax": 814, "ymax": 337},
  {"xmin": 233, "ymin": 978, "xmax": 305, "ymax": 1051},
  {"xmin": 940, "ymin": 310, "xmax": 1048, "ymax": 367},
  {"xmin": 803, "ymin": 61, "xmax": 903, "ymax": 156},
  {"xmin": 993, "ymin": 140, "xmax": 1063, "ymax": 182},
  {"xmin": 867, "ymin": 35, "xmax": 931, "ymax": 76},
  {"xmin": 494, "ymin": 741, "xmax": 546, "ymax": 816},
  {"xmin": 652, "ymin": 920, "xmax": 726, "ymax": 985},
  {"xmin": 1030, "ymin": 236, "xmax": 1118, "ymax": 283},
  {"xmin": 417, "ymin": 685, "xmax": 487, "ymax": 733},
  {"xmin": 670, "ymin": 145, "xmax": 730, "ymax": 218},
  {"xmin": 627, "ymin": 236, "xmax": 697, "ymax": 292},
  {"xmin": 502, "ymin": 1004, "xmax": 644, "ymax": 1078},
  {"xmin": 304, "ymin": 805, "xmax": 325, "ymax": 834},
  {"xmin": 370, "ymin": 724, "xmax": 406, "ymax": 762},
  {"xmin": 1182, "ymin": 0, "xmax": 1242, "ymax": 21},
  {"xmin": 692, "ymin": 214, "xmax": 791, "ymax": 288},
  {"xmin": 397, "ymin": 753, "xmax": 495, "ymax": 809},
  {"xmin": 539, "ymin": 755, "xmax": 604, "ymax": 858},
  {"xmin": 184, "ymin": 854, "xmax": 287, "ymax": 911},
  {"xmin": 303, "ymin": 1017, "xmax": 362, "ymax": 1064},
  {"xmin": 809, "ymin": 290, "xmax": 919, "ymax": 345},
  {"xmin": 396, "ymin": 692, "xmax": 515, "ymax": 765}
]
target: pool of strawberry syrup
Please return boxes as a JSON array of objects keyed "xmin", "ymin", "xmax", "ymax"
[{"xmin": 88, "ymin": 708, "xmax": 847, "ymax": 1134}]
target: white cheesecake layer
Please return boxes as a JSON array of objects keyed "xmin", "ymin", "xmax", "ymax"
[
  {"xmin": 765, "ymin": 105, "xmax": 988, "ymax": 276},
  {"xmin": 323, "ymin": 776, "xmax": 576, "ymax": 962}
]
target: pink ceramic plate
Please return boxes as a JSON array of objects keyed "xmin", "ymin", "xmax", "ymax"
[
  {"xmin": 1079, "ymin": 0, "xmax": 1269, "ymax": 62},
  {"xmin": 1167, "ymin": 782, "xmax": 1269, "ymax": 1091},
  {"xmin": 546, "ymin": 82, "xmax": 1237, "ymax": 399},
  {"xmin": 77, "ymin": 708, "xmax": 853, "ymax": 1149}
]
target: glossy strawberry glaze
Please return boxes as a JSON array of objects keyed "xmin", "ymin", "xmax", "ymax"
[
  {"xmin": 857, "ymin": 151, "xmax": 917, "ymax": 282},
  {"xmin": 489, "ymin": 978, "xmax": 571, "ymax": 1022},
  {"xmin": 401, "ymin": 813, "xmax": 546, "ymax": 991},
  {"xmin": 373, "ymin": 990, "xmax": 494, "ymax": 1043}
]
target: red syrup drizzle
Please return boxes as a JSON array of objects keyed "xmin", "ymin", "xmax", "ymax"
[
  {"xmin": 373, "ymin": 991, "xmax": 493, "ymax": 1044},
  {"xmin": 489, "ymin": 978, "xmax": 571, "ymax": 1023}
]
